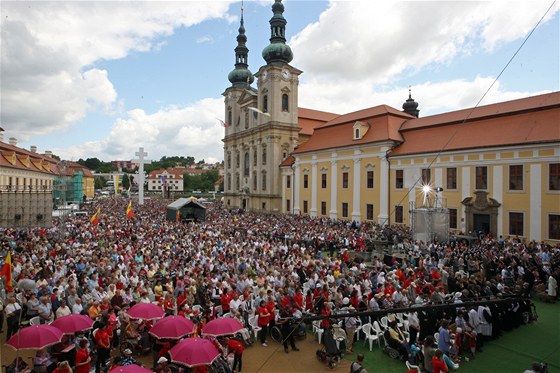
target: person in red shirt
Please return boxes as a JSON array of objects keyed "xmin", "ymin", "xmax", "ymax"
[
  {"xmin": 75, "ymin": 339, "xmax": 91, "ymax": 373},
  {"xmin": 432, "ymin": 349, "xmax": 449, "ymax": 373},
  {"xmin": 226, "ymin": 337, "xmax": 245, "ymax": 373},
  {"xmin": 221, "ymin": 288, "xmax": 232, "ymax": 313},
  {"xmin": 94, "ymin": 324, "xmax": 111, "ymax": 373},
  {"xmin": 257, "ymin": 300, "xmax": 271, "ymax": 346},
  {"xmin": 304, "ymin": 290, "xmax": 313, "ymax": 312},
  {"xmin": 320, "ymin": 302, "xmax": 331, "ymax": 329},
  {"xmin": 293, "ymin": 289, "xmax": 303, "ymax": 310}
]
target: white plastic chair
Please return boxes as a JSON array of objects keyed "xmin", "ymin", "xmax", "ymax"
[
  {"xmin": 380, "ymin": 316, "xmax": 389, "ymax": 330},
  {"xmin": 406, "ymin": 360, "xmax": 421, "ymax": 373},
  {"xmin": 29, "ymin": 316, "xmax": 41, "ymax": 326},
  {"xmin": 361, "ymin": 323, "xmax": 380, "ymax": 351},
  {"xmin": 214, "ymin": 305, "xmax": 223, "ymax": 317},
  {"xmin": 247, "ymin": 315, "xmax": 261, "ymax": 341},
  {"xmin": 312, "ymin": 320, "xmax": 324, "ymax": 344}
]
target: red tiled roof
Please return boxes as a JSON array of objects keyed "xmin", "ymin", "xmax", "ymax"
[
  {"xmin": 280, "ymin": 155, "xmax": 295, "ymax": 167},
  {"xmin": 0, "ymin": 142, "xmax": 58, "ymax": 174},
  {"xmin": 391, "ymin": 92, "xmax": 560, "ymax": 156},
  {"xmin": 293, "ymin": 105, "xmax": 408, "ymax": 154},
  {"xmin": 297, "ymin": 107, "xmax": 339, "ymax": 135}
]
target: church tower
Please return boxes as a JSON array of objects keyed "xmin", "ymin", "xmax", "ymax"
[{"xmin": 223, "ymin": 0, "xmax": 301, "ymax": 213}]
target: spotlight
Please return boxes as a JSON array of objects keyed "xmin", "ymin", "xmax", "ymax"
[
  {"xmin": 422, "ymin": 185, "xmax": 431, "ymax": 194},
  {"xmin": 435, "ymin": 187, "xmax": 443, "ymax": 192}
]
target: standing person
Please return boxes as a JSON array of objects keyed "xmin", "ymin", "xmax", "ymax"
[
  {"xmin": 5, "ymin": 296, "xmax": 21, "ymax": 339},
  {"xmin": 349, "ymin": 353, "xmax": 368, "ymax": 373},
  {"xmin": 226, "ymin": 337, "xmax": 245, "ymax": 373},
  {"xmin": 257, "ymin": 300, "xmax": 270, "ymax": 347},
  {"xmin": 278, "ymin": 305, "xmax": 299, "ymax": 353},
  {"xmin": 344, "ymin": 306, "xmax": 358, "ymax": 354},
  {"xmin": 75, "ymin": 339, "xmax": 91, "ymax": 373},
  {"xmin": 94, "ymin": 323, "xmax": 111, "ymax": 373},
  {"xmin": 437, "ymin": 319, "xmax": 451, "ymax": 356}
]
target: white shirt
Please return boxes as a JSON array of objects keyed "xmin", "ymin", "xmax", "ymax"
[{"xmin": 72, "ymin": 303, "xmax": 83, "ymax": 314}]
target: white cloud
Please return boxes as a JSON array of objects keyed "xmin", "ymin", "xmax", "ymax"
[
  {"xmin": 196, "ymin": 35, "xmax": 215, "ymax": 44},
  {"xmin": 59, "ymin": 98, "xmax": 225, "ymax": 163},
  {"xmin": 291, "ymin": 1, "xmax": 559, "ymax": 84},
  {"xmin": 0, "ymin": 1, "xmax": 233, "ymax": 140}
]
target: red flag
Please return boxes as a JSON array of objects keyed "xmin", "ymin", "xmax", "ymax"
[
  {"xmin": 218, "ymin": 119, "xmax": 228, "ymax": 128},
  {"xmin": 90, "ymin": 207, "xmax": 100, "ymax": 225},
  {"xmin": 176, "ymin": 209, "xmax": 180, "ymax": 223},
  {"xmin": 126, "ymin": 200, "xmax": 134, "ymax": 219},
  {"xmin": 1, "ymin": 252, "xmax": 12, "ymax": 292}
]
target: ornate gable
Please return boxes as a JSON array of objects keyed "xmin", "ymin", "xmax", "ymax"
[{"xmin": 353, "ymin": 121, "xmax": 370, "ymax": 140}]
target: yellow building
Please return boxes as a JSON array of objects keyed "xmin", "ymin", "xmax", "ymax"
[{"xmin": 223, "ymin": 0, "xmax": 560, "ymax": 242}]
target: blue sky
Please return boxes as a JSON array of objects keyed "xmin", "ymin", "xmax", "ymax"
[{"xmin": 1, "ymin": 1, "xmax": 558, "ymax": 163}]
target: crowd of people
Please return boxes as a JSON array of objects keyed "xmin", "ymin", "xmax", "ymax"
[{"xmin": 0, "ymin": 197, "xmax": 558, "ymax": 373}]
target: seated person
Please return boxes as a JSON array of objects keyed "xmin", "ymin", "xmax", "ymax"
[
  {"xmin": 34, "ymin": 349, "xmax": 56, "ymax": 373},
  {"xmin": 387, "ymin": 320, "xmax": 412, "ymax": 361},
  {"xmin": 52, "ymin": 361, "xmax": 73, "ymax": 373},
  {"xmin": 6, "ymin": 357, "xmax": 31, "ymax": 373},
  {"xmin": 117, "ymin": 348, "xmax": 140, "ymax": 367}
]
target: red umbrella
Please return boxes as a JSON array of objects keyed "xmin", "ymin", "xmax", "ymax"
[
  {"xmin": 127, "ymin": 303, "xmax": 164, "ymax": 320},
  {"xmin": 201, "ymin": 318, "xmax": 243, "ymax": 337},
  {"xmin": 51, "ymin": 314, "xmax": 94, "ymax": 334},
  {"xmin": 149, "ymin": 316, "xmax": 195, "ymax": 340},
  {"xmin": 168, "ymin": 337, "xmax": 220, "ymax": 367},
  {"xmin": 109, "ymin": 364, "xmax": 153, "ymax": 373},
  {"xmin": 6, "ymin": 325, "xmax": 63, "ymax": 350}
]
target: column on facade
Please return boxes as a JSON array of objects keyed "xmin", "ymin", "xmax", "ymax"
[
  {"xmin": 378, "ymin": 152, "xmax": 389, "ymax": 225},
  {"xmin": 351, "ymin": 153, "xmax": 361, "ymax": 221},
  {"xmin": 529, "ymin": 164, "xmax": 542, "ymax": 241},
  {"xmin": 492, "ymin": 165, "xmax": 503, "ymax": 238},
  {"xmin": 329, "ymin": 155, "xmax": 338, "ymax": 219},
  {"xmin": 310, "ymin": 156, "xmax": 318, "ymax": 217},
  {"xmin": 461, "ymin": 166, "xmax": 471, "ymax": 232},
  {"xmin": 293, "ymin": 159, "xmax": 301, "ymax": 214}
]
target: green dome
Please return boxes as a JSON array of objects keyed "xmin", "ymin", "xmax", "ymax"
[
  {"xmin": 228, "ymin": 68, "xmax": 254, "ymax": 87},
  {"xmin": 262, "ymin": 43, "xmax": 293, "ymax": 65}
]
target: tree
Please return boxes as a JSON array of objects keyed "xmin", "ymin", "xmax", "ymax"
[
  {"xmin": 94, "ymin": 176, "xmax": 106, "ymax": 189},
  {"xmin": 122, "ymin": 173, "xmax": 131, "ymax": 190}
]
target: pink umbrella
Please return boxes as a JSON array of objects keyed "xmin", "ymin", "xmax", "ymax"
[
  {"xmin": 109, "ymin": 364, "xmax": 153, "ymax": 373},
  {"xmin": 149, "ymin": 316, "xmax": 195, "ymax": 340},
  {"xmin": 6, "ymin": 325, "xmax": 63, "ymax": 350},
  {"xmin": 201, "ymin": 318, "xmax": 243, "ymax": 337},
  {"xmin": 51, "ymin": 314, "xmax": 94, "ymax": 334},
  {"xmin": 168, "ymin": 337, "xmax": 220, "ymax": 367},
  {"xmin": 127, "ymin": 303, "xmax": 164, "ymax": 320}
]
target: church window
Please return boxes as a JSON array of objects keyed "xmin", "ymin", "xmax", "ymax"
[
  {"xmin": 509, "ymin": 212, "xmax": 524, "ymax": 236},
  {"xmin": 262, "ymin": 147, "xmax": 267, "ymax": 165},
  {"xmin": 253, "ymin": 149, "xmax": 257, "ymax": 167},
  {"xmin": 549, "ymin": 163, "xmax": 560, "ymax": 191},
  {"xmin": 253, "ymin": 171, "xmax": 257, "ymax": 191},
  {"xmin": 262, "ymin": 171, "xmax": 267, "ymax": 191},
  {"xmin": 282, "ymin": 94, "xmax": 289, "ymax": 112},
  {"xmin": 227, "ymin": 174, "xmax": 231, "ymax": 191},
  {"xmin": 228, "ymin": 108, "xmax": 232, "ymax": 127},
  {"xmin": 263, "ymin": 95, "xmax": 268, "ymax": 113},
  {"xmin": 235, "ymin": 174, "xmax": 240, "ymax": 190},
  {"xmin": 244, "ymin": 152, "xmax": 250, "ymax": 177},
  {"xmin": 236, "ymin": 152, "xmax": 240, "ymax": 168},
  {"xmin": 475, "ymin": 166, "xmax": 487, "ymax": 190},
  {"xmin": 245, "ymin": 111, "xmax": 249, "ymax": 129}
]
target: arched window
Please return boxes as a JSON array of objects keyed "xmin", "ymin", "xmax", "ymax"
[
  {"xmin": 253, "ymin": 171, "xmax": 257, "ymax": 191},
  {"xmin": 244, "ymin": 152, "xmax": 250, "ymax": 177},
  {"xmin": 228, "ymin": 108, "xmax": 232, "ymax": 127},
  {"xmin": 263, "ymin": 95, "xmax": 268, "ymax": 113},
  {"xmin": 253, "ymin": 149, "xmax": 257, "ymax": 166},
  {"xmin": 226, "ymin": 173, "xmax": 231, "ymax": 191},
  {"xmin": 262, "ymin": 171, "xmax": 267, "ymax": 191},
  {"xmin": 355, "ymin": 128, "xmax": 360, "ymax": 139},
  {"xmin": 235, "ymin": 173, "xmax": 240, "ymax": 190},
  {"xmin": 282, "ymin": 93, "xmax": 289, "ymax": 112},
  {"xmin": 236, "ymin": 152, "xmax": 240, "ymax": 168},
  {"xmin": 245, "ymin": 111, "xmax": 249, "ymax": 129},
  {"xmin": 262, "ymin": 146, "xmax": 267, "ymax": 165},
  {"xmin": 227, "ymin": 152, "xmax": 231, "ymax": 168}
]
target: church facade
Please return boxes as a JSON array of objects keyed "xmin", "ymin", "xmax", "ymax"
[{"xmin": 223, "ymin": 0, "xmax": 560, "ymax": 243}]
